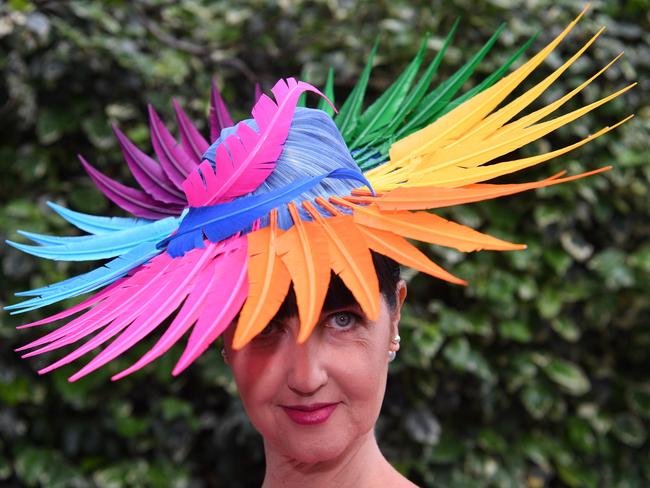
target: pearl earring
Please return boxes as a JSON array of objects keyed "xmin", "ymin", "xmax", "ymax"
[{"xmin": 388, "ymin": 350, "xmax": 397, "ymax": 362}]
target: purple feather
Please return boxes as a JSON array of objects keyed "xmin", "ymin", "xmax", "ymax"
[
  {"xmin": 183, "ymin": 78, "xmax": 334, "ymax": 207},
  {"xmin": 79, "ymin": 156, "xmax": 183, "ymax": 219},
  {"xmin": 172, "ymin": 99, "xmax": 209, "ymax": 163},
  {"xmin": 254, "ymin": 82, "xmax": 263, "ymax": 104},
  {"xmin": 113, "ymin": 125, "xmax": 185, "ymax": 204},
  {"xmin": 209, "ymin": 80, "xmax": 234, "ymax": 142},
  {"xmin": 148, "ymin": 105, "xmax": 197, "ymax": 189}
]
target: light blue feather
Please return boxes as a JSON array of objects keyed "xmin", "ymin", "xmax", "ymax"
[
  {"xmin": 7, "ymin": 217, "xmax": 179, "ymax": 261},
  {"xmin": 6, "ymin": 242, "xmax": 161, "ymax": 314},
  {"xmin": 47, "ymin": 202, "xmax": 154, "ymax": 234},
  {"xmin": 16, "ymin": 230, "xmax": 97, "ymax": 246}
]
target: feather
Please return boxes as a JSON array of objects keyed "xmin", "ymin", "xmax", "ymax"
[
  {"xmin": 336, "ymin": 40, "xmax": 378, "ymax": 138},
  {"xmin": 37, "ymin": 257, "xmax": 181, "ymax": 377},
  {"xmin": 346, "ymin": 167, "xmax": 611, "ymax": 210},
  {"xmin": 408, "ymin": 117, "xmax": 632, "ymax": 188},
  {"xmin": 393, "ymin": 22, "xmax": 506, "ymax": 140},
  {"xmin": 66, "ymin": 242, "xmax": 228, "ymax": 381},
  {"xmin": 385, "ymin": 7, "xmax": 588, "ymax": 167},
  {"xmin": 15, "ymin": 279, "xmax": 125, "ymax": 330},
  {"xmin": 172, "ymin": 238, "xmax": 248, "ymax": 375},
  {"xmin": 317, "ymin": 68, "xmax": 336, "ymax": 116},
  {"xmin": 356, "ymin": 225, "xmax": 466, "ymax": 285},
  {"xmin": 210, "ymin": 80, "xmax": 234, "ymax": 142},
  {"xmin": 113, "ymin": 125, "xmax": 185, "ymax": 204},
  {"xmin": 330, "ymin": 198, "xmax": 524, "ymax": 252},
  {"xmin": 303, "ymin": 201, "xmax": 380, "ymax": 320},
  {"xmin": 275, "ymin": 203, "xmax": 330, "ymax": 343},
  {"xmin": 16, "ymin": 230, "xmax": 97, "ymax": 246},
  {"xmin": 148, "ymin": 105, "xmax": 197, "ymax": 189},
  {"xmin": 254, "ymin": 83, "xmax": 263, "ymax": 104},
  {"xmin": 233, "ymin": 210, "xmax": 291, "ymax": 350},
  {"xmin": 172, "ymin": 99, "xmax": 209, "ymax": 163},
  {"xmin": 7, "ymin": 217, "xmax": 178, "ymax": 261},
  {"xmin": 168, "ymin": 168, "xmax": 372, "ymax": 258},
  {"xmin": 350, "ymin": 35, "xmax": 429, "ymax": 149},
  {"xmin": 46, "ymin": 202, "xmax": 152, "ymax": 235},
  {"xmin": 183, "ymin": 78, "xmax": 333, "ymax": 207},
  {"xmin": 79, "ymin": 156, "xmax": 182, "ymax": 219},
  {"xmin": 112, "ymin": 246, "xmax": 227, "ymax": 379},
  {"xmin": 5, "ymin": 241, "xmax": 161, "ymax": 314}
]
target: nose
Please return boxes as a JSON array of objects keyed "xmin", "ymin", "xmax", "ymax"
[{"xmin": 286, "ymin": 337, "xmax": 328, "ymax": 396}]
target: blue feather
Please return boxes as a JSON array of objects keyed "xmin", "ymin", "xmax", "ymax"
[
  {"xmin": 5, "ymin": 242, "xmax": 161, "ymax": 314},
  {"xmin": 16, "ymin": 230, "xmax": 97, "ymax": 246},
  {"xmin": 47, "ymin": 202, "xmax": 154, "ymax": 234},
  {"xmin": 164, "ymin": 168, "xmax": 372, "ymax": 257},
  {"xmin": 7, "ymin": 217, "xmax": 178, "ymax": 261}
]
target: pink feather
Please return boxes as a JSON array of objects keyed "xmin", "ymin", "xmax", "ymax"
[
  {"xmin": 182, "ymin": 78, "xmax": 334, "ymax": 207},
  {"xmin": 172, "ymin": 238, "xmax": 248, "ymax": 375}
]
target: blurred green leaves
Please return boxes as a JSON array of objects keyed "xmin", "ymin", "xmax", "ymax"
[{"xmin": 1, "ymin": 0, "xmax": 648, "ymax": 487}]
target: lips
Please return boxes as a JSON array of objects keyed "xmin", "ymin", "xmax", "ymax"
[{"xmin": 281, "ymin": 402, "xmax": 338, "ymax": 425}]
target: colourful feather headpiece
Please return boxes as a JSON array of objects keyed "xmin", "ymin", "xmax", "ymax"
[{"xmin": 6, "ymin": 9, "xmax": 633, "ymax": 382}]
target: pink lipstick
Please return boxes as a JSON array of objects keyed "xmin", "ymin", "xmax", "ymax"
[{"xmin": 281, "ymin": 403, "xmax": 338, "ymax": 425}]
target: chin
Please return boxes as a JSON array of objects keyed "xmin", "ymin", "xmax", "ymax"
[{"xmin": 274, "ymin": 430, "xmax": 352, "ymax": 464}]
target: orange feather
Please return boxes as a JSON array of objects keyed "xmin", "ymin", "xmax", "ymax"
[
  {"xmin": 356, "ymin": 224, "xmax": 466, "ymax": 285},
  {"xmin": 233, "ymin": 210, "xmax": 291, "ymax": 350},
  {"xmin": 303, "ymin": 201, "xmax": 380, "ymax": 320},
  {"xmin": 330, "ymin": 197, "xmax": 525, "ymax": 252},
  {"xmin": 344, "ymin": 167, "xmax": 611, "ymax": 211},
  {"xmin": 275, "ymin": 203, "xmax": 330, "ymax": 343}
]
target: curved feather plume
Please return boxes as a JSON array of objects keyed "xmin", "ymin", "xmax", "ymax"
[
  {"xmin": 233, "ymin": 210, "xmax": 291, "ymax": 350},
  {"xmin": 172, "ymin": 99, "xmax": 209, "ymax": 163},
  {"xmin": 210, "ymin": 80, "xmax": 235, "ymax": 141},
  {"xmin": 172, "ymin": 238, "xmax": 248, "ymax": 375},
  {"xmin": 302, "ymin": 201, "xmax": 380, "ymax": 321},
  {"xmin": 79, "ymin": 156, "xmax": 183, "ymax": 219},
  {"xmin": 331, "ymin": 198, "xmax": 524, "ymax": 253},
  {"xmin": 276, "ymin": 203, "xmax": 330, "ymax": 343},
  {"xmin": 183, "ymin": 78, "xmax": 335, "ymax": 207}
]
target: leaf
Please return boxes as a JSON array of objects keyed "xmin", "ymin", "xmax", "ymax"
[{"xmin": 538, "ymin": 356, "xmax": 590, "ymax": 396}]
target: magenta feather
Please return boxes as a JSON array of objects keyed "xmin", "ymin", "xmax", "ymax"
[
  {"xmin": 111, "ymin": 250, "xmax": 224, "ymax": 380},
  {"xmin": 113, "ymin": 125, "xmax": 185, "ymax": 204},
  {"xmin": 209, "ymin": 80, "xmax": 234, "ymax": 142},
  {"xmin": 172, "ymin": 99, "xmax": 209, "ymax": 163},
  {"xmin": 78, "ymin": 156, "xmax": 182, "ymax": 219},
  {"xmin": 172, "ymin": 238, "xmax": 248, "ymax": 375},
  {"xmin": 183, "ymin": 78, "xmax": 333, "ymax": 207},
  {"xmin": 148, "ymin": 105, "xmax": 197, "ymax": 189}
]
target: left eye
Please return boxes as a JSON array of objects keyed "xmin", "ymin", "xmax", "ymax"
[{"xmin": 327, "ymin": 312, "xmax": 357, "ymax": 330}]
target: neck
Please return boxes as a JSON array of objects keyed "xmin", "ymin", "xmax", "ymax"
[{"xmin": 261, "ymin": 430, "xmax": 392, "ymax": 488}]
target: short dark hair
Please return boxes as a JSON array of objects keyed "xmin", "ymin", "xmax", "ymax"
[{"xmin": 274, "ymin": 252, "xmax": 401, "ymax": 320}]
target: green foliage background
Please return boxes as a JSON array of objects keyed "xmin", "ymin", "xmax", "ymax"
[{"xmin": 1, "ymin": 1, "xmax": 648, "ymax": 486}]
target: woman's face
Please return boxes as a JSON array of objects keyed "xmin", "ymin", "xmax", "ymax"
[{"xmin": 223, "ymin": 280, "xmax": 406, "ymax": 463}]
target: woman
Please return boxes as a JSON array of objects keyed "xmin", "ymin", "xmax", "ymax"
[
  {"xmin": 222, "ymin": 256, "xmax": 416, "ymax": 487},
  {"xmin": 6, "ymin": 8, "xmax": 628, "ymax": 486}
]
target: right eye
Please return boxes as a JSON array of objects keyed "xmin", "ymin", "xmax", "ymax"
[{"xmin": 258, "ymin": 320, "xmax": 282, "ymax": 337}]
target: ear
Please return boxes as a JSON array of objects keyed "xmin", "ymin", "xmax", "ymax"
[{"xmin": 389, "ymin": 280, "xmax": 407, "ymax": 348}]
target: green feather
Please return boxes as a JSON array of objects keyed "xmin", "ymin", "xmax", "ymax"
[
  {"xmin": 349, "ymin": 34, "xmax": 429, "ymax": 149},
  {"xmin": 352, "ymin": 19, "xmax": 460, "ymax": 152},
  {"xmin": 335, "ymin": 38, "xmax": 379, "ymax": 138},
  {"xmin": 317, "ymin": 67, "xmax": 336, "ymax": 116},
  {"xmin": 296, "ymin": 66, "xmax": 310, "ymax": 108},
  {"xmin": 395, "ymin": 22, "xmax": 507, "ymax": 138}
]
